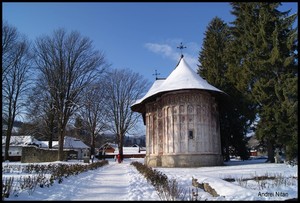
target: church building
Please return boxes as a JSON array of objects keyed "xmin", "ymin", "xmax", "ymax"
[{"xmin": 131, "ymin": 56, "xmax": 225, "ymax": 167}]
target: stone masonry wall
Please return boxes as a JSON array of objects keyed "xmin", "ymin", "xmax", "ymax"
[{"xmin": 21, "ymin": 146, "xmax": 70, "ymax": 163}]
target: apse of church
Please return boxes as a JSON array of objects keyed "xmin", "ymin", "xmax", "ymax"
[
  {"xmin": 131, "ymin": 56, "xmax": 225, "ymax": 167},
  {"xmin": 146, "ymin": 90, "xmax": 220, "ymax": 153}
]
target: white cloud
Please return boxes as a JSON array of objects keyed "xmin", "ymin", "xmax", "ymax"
[
  {"xmin": 144, "ymin": 43, "xmax": 176, "ymax": 59},
  {"xmin": 144, "ymin": 41, "xmax": 200, "ymax": 71}
]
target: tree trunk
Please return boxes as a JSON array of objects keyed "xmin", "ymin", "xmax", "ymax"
[
  {"xmin": 48, "ymin": 113, "xmax": 55, "ymax": 149},
  {"xmin": 91, "ymin": 133, "xmax": 95, "ymax": 155},
  {"xmin": 4, "ymin": 124, "xmax": 13, "ymax": 161},
  {"xmin": 4, "ymin": 111, "xmax": 15, "ymax": 161},
  {"xmin": 48, "ymin": 125, "xmax": 54, "ymax": 149},
  {"xmin": 225, "ymin": 140, "xmax": 230, "ymax": 161},
  {"xmin": 267, "ymin": 139, "xmax": 275, "ymax": 163},
  {"xmin": 48, "ymin": 139, "xmax": 53, "ymax": 149},
  {"xmin": 221, "ymin": 135, "xmax": 230, "ymax": 161},
  {"xmin": 58, "ymin": 132, "xmax": 64, "ymax": 161},
  {"xmin": 118, "ymin": 133, "xmax": 124, "ymax": 161}
]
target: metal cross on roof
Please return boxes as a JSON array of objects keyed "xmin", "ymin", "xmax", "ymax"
[
  {"xmin": 152, "ymin": 69, "xmax": 161, "ymax": 80},
  {"xmin": 177, "ymin": 42, "xmax": 187, "ymax": 58}
]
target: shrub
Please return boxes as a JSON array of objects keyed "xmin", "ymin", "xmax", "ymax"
[{"xmin": 130, "ymin": 161, "xmax": 186, "ymax": 201}]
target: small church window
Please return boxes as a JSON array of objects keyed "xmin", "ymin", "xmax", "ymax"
[{"xmin": 188, "ymin": 130, "xmax": 194, "ymax": 139}]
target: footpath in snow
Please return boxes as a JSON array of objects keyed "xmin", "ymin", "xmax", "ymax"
[
  {"xmin": 63, "ymin": 161, "xmax": 131, "ymax": 200},
  {"xmin": 6, "ymin": 159, "xmax": 158, "ymax": 201}
]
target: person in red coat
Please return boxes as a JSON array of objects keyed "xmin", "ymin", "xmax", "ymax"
[{"xmin": 117, "ymin": 154, "xmax": 121, "ymax": 163}]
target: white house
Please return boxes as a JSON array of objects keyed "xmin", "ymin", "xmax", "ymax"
[
  {"xmin": 2, "ymin": 136, "xmax": 90, "ymax": 161},
  {"xmin": 2, "ymin": 135, "xmax": 47, "ymax": 161},
  {"xmin": 50, "ymin": 136, "xmax": 90, "ymax": 159}
]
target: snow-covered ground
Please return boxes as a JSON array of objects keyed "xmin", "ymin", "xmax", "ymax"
[{"xmin": 2, "ymin": 158, "xmax": 298, "ymax": 201}]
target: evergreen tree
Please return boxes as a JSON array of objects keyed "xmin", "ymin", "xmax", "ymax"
[
  {"xmin": 226, "ymin": 2, "xmax": 298, "ymax": 162},
  {"xmin": 198, "ymin": 17, "xmax": 255, "ymax": 161}
]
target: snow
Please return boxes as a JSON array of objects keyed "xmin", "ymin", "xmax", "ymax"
[
  {"xmin": 159, "ymin": 57, "xmax": 223, "ymax": 93},
  {"xmin": 2, "ymin": 136, "xmax": 90, "ymax": 149},
  {"xmin": 52, "ymin": 136, "xmax": 90, "ymax": 149},
  {"xmin": 2, "ymin": 136, "xmax": 44, "ymax": 147},
  {"xmin": 132, "ymin": 79, "xmax": 165, "ymax": 106},
  {"xmin": 111, "ymin": 147, "xmax": 146, "ymax": 155},
  {"xmin": 131, "ymin": 57, "xmax": 224, "ymax": 109},
  {"xmin": 2, "ymin": 158, "xmax": 297, "ymax": 201}
]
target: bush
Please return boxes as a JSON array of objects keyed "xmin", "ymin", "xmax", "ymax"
[
  {"xmin": 2, "ymin": 160, "xmax": 109, "ymax": 199},
  {"xmin": 130, "ymin": 161, "xmax": 186, "ymax": 201}
]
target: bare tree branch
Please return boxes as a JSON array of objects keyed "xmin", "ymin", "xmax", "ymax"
[
  {"xmin": 104, "ymin": 68, "xmax": 150, "ymax": 160},
  {"xmin": 79, "ymin": 78, "xmax": 109, "ymax": 155},
  {"xmin": 33, "ymin": 28, "xmax": 108, "ymax": 161},
  {"xmin": 2, "ymin": 21, "xmax": 33, "ymax": 161}
]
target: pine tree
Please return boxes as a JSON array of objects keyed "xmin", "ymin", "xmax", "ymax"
[
  {"xmin": 198, "ymin": 17, "xmax": 255, "ymax": 161},
  {"xmin": 226, "ymin": 2, "xmax": 298, "ymax": 162}
]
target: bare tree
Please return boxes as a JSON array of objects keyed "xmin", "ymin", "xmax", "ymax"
[
  {"xmin": 79, "ymin": 79, "xmax": 109, "ymax": 156},
  {"xmin": 2, "ymin": 21, "xmax": 18, "ymax": 81},
  {"xmin": 33, "ymin": 28, "xmax": 108, "ymax": 161},
  {"xmin": 26, "ymin": 76, "xmax": 58, "ymax": 148},
  {"xmin": 2, "ymin": 21, "xmax": 33, "ymax": 161},
  {"xmin": 104, "ymin": 68, "xmax": 150, "ymax": 161}
]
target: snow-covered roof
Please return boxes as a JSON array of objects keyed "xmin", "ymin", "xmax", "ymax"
[
  {"xmin": 52, "ymin": 136, "xmax": 90, "ymax": 149},
  {"xmin": 2, "ymin": 135, "xmax": 47, "ymax": 148},
  {"xmin": 132, "ymin": 79, "xmax": 164, "ymax": 108},
  {"xmin": 99, "ymin": 142, "xmax": 118, "ymax": 150},
  {"xmin": 2, "ymin": 135, "xmax": 89, "ymax": 150},
  {"xmin": 131, "ymin": 56, "xmax": 224, "ymax": 113}
]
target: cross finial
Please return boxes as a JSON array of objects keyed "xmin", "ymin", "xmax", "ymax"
[
  {"xmin": 152, "ymin": 69, "xmax": 160, "ymax": 80},
  {"xmin": 177, "ymin": 42, "xmax": 187, "ymax": 58}
]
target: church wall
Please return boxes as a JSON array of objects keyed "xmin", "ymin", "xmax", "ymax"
[{"xmin": 144, "ymin": 90, "xmax": 223, "ymax": 167}]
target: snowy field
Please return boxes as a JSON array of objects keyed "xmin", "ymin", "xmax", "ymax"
[{"xmin": 2, "ymin": 157, "xmax": 298, "ymax": 201}]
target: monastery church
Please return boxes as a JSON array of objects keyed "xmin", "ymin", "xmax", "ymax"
[{"xmin": 131, "ymin": 55, "xmax": 225, "ymax": 167}]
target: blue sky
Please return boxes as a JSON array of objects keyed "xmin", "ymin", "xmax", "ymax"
[{"xmin": 3, "ymin": 2, "xmax": 298, "ymax": 83}]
